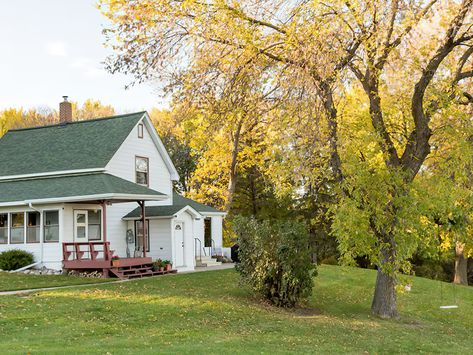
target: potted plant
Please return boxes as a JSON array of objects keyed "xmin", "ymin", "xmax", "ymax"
[
  {"xmin": 111, "ymin": 255, "xmax": 120, "ymax": 267},
  {"xmin": 153, "ymin": 259, "xmax": 165, "ymax": 272},
  {"xmin": 163, "ymin": 260, "xmax": 172, "ymax": 271}
]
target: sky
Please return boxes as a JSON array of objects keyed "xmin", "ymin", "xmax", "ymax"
[{"xmin": 0, "ymin": 0, "xmax": 167, "ymax": 113}]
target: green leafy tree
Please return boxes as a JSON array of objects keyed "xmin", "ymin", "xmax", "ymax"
[{"xmin": 99, "ymin": 0, "xmax": 473, "ymax": 318}]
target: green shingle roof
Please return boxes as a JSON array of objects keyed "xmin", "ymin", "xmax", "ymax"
[
  {"xmin": 0, "ymin": 173, "xmax": 165, "ymax": 204},
  {"xmin": 0, "ymin": 112, "xmax": 145, "ymax": 177},
  {"xmin": 123, "ymin": 192, "xmax": 222, "ymax": 219},
  {"xmin": 173, "ymin": 192, "xmax": 221, "ymax": 213}
]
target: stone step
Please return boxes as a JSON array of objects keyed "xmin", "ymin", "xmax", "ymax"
[{"xmin": 195, "ymin": 258, "xmax": 222, "ymax": 267}]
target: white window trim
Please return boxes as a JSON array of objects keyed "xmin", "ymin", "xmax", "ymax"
[
  {"xmin": 135, "ymin": 156, "xmax": 149, "ymax": 186},
  {"xmin": 0, "ymin": 209, "xmax": 62, "ymax": 245},
  {"xmin": 43, "ymin": 210, "xmax": 60, "ymax": 243},
  {"xmin": 73, "ymin": 209, "xmax": 103, "ymax": 242},
  {"xmin": 26, "ymin": 211, "xmax": 41, "ymax": 244},
  {"xmin": 9, "ymin": 212, "xmax": 25, "ymax": 244}
]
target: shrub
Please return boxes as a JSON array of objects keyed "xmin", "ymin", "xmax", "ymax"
[
  {"xmin": 234, "ymin": 216, "xmax": 316, "ymax": 307},
  {"xmin": 0, "ymin": 249, "xmax": 34, "ymax": 271}
]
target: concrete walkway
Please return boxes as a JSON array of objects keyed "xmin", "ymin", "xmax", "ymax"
[
  {"xmin": 179, "ymin": 263, "xmax": 235, "ymax": 273},
  {"xmin": 0, "ymin": 263, "xmax": 235, "ymax": 296}
]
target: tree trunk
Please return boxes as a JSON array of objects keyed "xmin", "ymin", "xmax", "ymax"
[
  {"xmin": 249, "ymin": 171, "xmax": 258, "ymax": 217},
  {"xmin": 371, "ymin": 268, "xmax": 399, "ymax": 319},
  {"xmin": 319, "ymin": 81, "xmax": 343, "ymax": 183},
  {"xmin": 224, "ymin": 119, "xmax": 243, "ymax": 212},
  {"xmin": 454, "ymin": 242, "xmax": 468, "ymax": 285},
  {"xmin": 371, "ymin": 230, "xmax": 399, "ymax": 319}
]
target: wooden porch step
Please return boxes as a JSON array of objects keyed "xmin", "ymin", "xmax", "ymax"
[{"xmin": 121, "ymin": 267, "xmax": 153, "ymax": 275}]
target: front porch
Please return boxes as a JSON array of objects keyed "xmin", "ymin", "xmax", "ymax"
[{"xmin": 62, "ymin": 241, "xmax": 177, "ymax": 279}]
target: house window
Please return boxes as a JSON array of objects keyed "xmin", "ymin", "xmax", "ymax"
[
  {"xmin": 88, "ymin": 210, "xmax": 102, "ymax": 241},
  {"xmin": 44, "ymin": 211, "xmax": 59, "ymax": 243},
  {"xmin": 138, "ymin": 123, "xmax": 144, "ymax": 138},
  {"xmin": 73, "ymin": 210, "xmax": 102, "ymax": 241},
  {"xmin": 135, "ymin": 220, "xmax": 150, "ymax": 252},
  {"xmin": 26, "ymin": 211, "xmax": 40, "ymax": 243},
  {"xmin": 204, "ymin": 218, "xmax": 212, "ymax": 247},
  {"xmin": 0, "ymin": 214, "xmax": 7, "ymax": 244},
  {"xmin": 135, "ymin": 156, "xmax": 149, "ymax": 186},
  {"xmin": 10, "ymin": 212, "xmax": 24, "ymax": 244}
]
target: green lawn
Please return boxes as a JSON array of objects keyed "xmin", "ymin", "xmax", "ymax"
[
  {"xmin": 0, "ymin": 271, "xmax": 114, "ymax": 292},
  {"xmin": 0, "ymin": 265, "xmax": 472, "ymax": 354}
]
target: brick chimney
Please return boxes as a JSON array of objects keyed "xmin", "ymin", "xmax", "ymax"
[{"xmin": 59, "ymin": 96, "xmax": 72, "ymax": 123}]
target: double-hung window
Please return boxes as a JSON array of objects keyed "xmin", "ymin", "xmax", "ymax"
[
  {"xmin": 88, "ymin": 210, "xmax": 102, "ymax": 240},
  {"xmin": 26, "ymin": 211, "xmax": 40, "ymax": 243},
  {"xmin": 44, "ymin": 211, "xmax": 59, "ymax": 242},
  {"xmin": 10, "ymin": 213, "xmax": 24, "ymax": 244},
  {"xmin": 135, "ymin": 156, "xmax": 149, "ymax": 186}
]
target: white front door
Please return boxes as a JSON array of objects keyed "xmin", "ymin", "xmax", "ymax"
[
  {"xmin": 74, "ymin": 210, "xmax": 88, "ymax": 241},
  {"xmin": 174, "ymin": 222, "xmax": 185, "ymax": 267}
]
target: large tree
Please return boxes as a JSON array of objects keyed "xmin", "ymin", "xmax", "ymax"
[
  {"xmin": 332, "ymin": 0, "xmax": 473, "ymax": 317},
  {"xmin": 100, "ymin": 0, "xmax": 473, "ymax": 318}
]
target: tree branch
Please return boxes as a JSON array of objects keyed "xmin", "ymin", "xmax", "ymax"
[{"xmin": 401, "ymin": 0, "xmax": 473, "ymax": 179}]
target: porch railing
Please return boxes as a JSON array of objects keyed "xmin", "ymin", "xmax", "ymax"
[
  {"xmin": 211, "ymin": 239, "xmax": 222, "ymax": 257},
  {"xmin": 194, "ymin": 238, "xmax": 203, "ymax": 263},
  {"xmin": 62, "ymin": 242, "xmax": 112, "ymax": 262}
]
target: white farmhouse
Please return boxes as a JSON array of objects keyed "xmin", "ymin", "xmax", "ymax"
[{"xmin": 0, "ymin": 98, "xmax": 226, "ymax": 277}]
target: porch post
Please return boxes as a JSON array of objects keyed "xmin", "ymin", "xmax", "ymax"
[
  {"xmin": 141, "ymin": 200, "xmax": 146, "ymax": 258},
  {"xmin": 102, "ymin": 200, "xmax": 107, "ymax": 243}
]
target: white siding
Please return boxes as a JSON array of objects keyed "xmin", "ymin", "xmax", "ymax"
[
  {"xmin": 106, "ymin": 203, "xmax": 134, "ymax": 256},
  {"xmin": 148, "ymin": 219, "xmax": 172, "ymax": 260},
  {"xmin": 105, "ymin": 118, "xmax": 173, "ymax": 206},
  {"xmin": 193, "ymin": 218, "xmax": 205, "ymax": 259},
  {"xmin": 104, "ymin": 117, "xmax": 177, "ymax": 259},
  {"xmin": 211, "ymin": 216, "xmax": 223, "ymax": 248}
]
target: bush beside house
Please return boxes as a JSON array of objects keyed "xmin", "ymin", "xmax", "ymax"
[
  {"xmin": 0, "ymin": 250, "xmax": 34, "ymax": 271},
  {"xmin": 234, "ymin": 216, "xmax": 316, "ymax": 307}
]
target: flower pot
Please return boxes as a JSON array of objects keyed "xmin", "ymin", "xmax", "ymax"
[
  {"xmin": 159, "ymin": 267, "xmax": 164, "ymax": 272},
  {"xmin": 112, "ymin": 260, "xmax": 120, "ymax": 267},
  {"xmin": 165, "ymin": 264, "xmax": 172, "ymax": 271}
]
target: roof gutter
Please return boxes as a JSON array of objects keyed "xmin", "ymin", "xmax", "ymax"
[
  {"xmin": 0, "ymin": 193, "xmax": 168, "ymax": 207},
  {"xmin": 0, "ymin": 168, "xmax": 106, "ymax": 182}
]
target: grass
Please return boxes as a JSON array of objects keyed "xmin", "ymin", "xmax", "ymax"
[
  {"xmin": 0, "ymin": 265, "xmax": 472, "ymax": 354},
  {"xmin": 0, "ymin": 271, "xmax": 114, "ymax": 291}
]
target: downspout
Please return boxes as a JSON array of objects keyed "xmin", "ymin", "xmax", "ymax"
[{"xmin": 28, "ymin": 202, "xmax": 44, "ymax": 267}]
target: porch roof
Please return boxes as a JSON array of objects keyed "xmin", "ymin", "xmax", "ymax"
[
  {"xmin": 122, "ymin": 192, "xmax": 224, "ymax": 220},
  {"xmin": 0, "ymin": 172, "xmax": 166, "ymax": 206}
]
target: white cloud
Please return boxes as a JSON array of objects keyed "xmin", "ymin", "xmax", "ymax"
[{"xmin": 46, "ymin": 41, "xmax": 67, "ymax": 57}]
